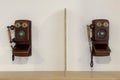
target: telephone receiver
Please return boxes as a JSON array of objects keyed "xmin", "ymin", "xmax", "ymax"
[
  {"xmin": 7, "ymin": 25, "xmax": 15, "ymax": 42},
  {"xmin": 7, "ymin": 25, "xmax": 16, "ymax": 49},
  {"xmin": 7, "ymin": 20, "xmax": 32, "ymax": 61}
]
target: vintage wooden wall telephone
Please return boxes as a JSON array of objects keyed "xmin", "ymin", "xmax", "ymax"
[
  {"xmin": 7, "ymin": 20, "xmax": 32, "ymax": 61},
  {"xmin": 87, "ymin": 19, "xmax": 111, "ymax": 67}
]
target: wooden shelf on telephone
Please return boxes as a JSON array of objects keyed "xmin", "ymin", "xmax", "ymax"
[
  {"xmin": 93, "ymin": 44, "xmax": 111, "ymax": 56},
  {"xmin": 13, "ymin": 44, "xmax": 31, "ymax": 56}
]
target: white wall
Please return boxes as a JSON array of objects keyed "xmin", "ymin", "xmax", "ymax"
[
  {"xmin": 0, "ymin": 0, "xmax": 120, "ymax": 71},
  {"xmin": 67, "ymin": 0, "xmax": 120, "ymax": 71},
  {"xmin": 0, "ymin": 0, "xmax": 66, "ymax": 71}
]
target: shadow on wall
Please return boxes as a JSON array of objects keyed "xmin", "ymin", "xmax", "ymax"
[
  {"xmin": 95, "ymin": 56, "xmax": 111, "ymax": 64},
  {"xmin": 13, "ymin": 10, "xmax": 64, "ymax": 68},
  {"xmin": 12, "ymin": 57, "xmax": 29, "ymax": 64},
  {"xmin": 37, "ymin": 10, "xmax": 64, "ymax": 68}
]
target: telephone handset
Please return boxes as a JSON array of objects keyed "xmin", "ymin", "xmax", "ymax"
[{"xmin": 7, "ymin": 25, "xmax": 15, "ymax": 49}]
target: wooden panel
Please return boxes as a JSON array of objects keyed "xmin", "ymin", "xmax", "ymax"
[
  {"xmin": 64, "ymin": 8, "xmax": 67, "ymax": 72},
  {"xmin": 0, "ymin": 71, "xmax": 120, "ymax": 80}
]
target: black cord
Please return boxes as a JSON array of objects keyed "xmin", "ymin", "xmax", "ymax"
[{"xmin": 90, "ymin": 51, "xmax": 93, "ymax": 68}]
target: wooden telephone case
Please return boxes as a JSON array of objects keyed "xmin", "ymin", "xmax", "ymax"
[
  {"xmin": 7, "ymin": 20, "xmax": 32, "ymax": 61},
  {"xmin": 91, "ymin": 19, "xmax": 111, "ymax": 56},
  {"xmin": 87, "ymin": 19, "xmax": 111, "ymax": 67}
]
